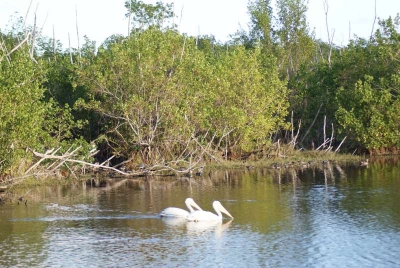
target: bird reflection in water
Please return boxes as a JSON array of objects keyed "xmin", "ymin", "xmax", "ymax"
[
  {"xmin": 161, "ymin": 217, "xmax": 233, "ymax": 239},
  {"xmin": 186, "ymin": 219, "xmax": 233, "ymax": 238}
]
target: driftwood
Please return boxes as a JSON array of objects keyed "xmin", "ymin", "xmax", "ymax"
[
  {"xmin": 28, "ymin": 147, "xmax": 138, "ymax": 176},
  {"xmin": 23, "ymin": 138, "xmax": 209, "ymax": 179}
]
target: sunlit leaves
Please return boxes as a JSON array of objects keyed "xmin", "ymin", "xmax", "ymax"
[
  {"xmin": 125, "ymin": 0, "xmax": 176, "ymax": 32},
  {"xmin": 0, "ymin": 43, "xmax": 47, "ymax": 172},
  {"xmin": 336, "ymin": 75, "xmax": 400, "ymax": 150},
  {"xmin": 76, "ymin": 27, "xmax": 289, "ymax": 161}
]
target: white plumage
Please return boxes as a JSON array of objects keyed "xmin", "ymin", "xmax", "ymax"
[
  {"xmin": 160, "ymin": 198, "xmax": 203, "ymax": 217},
  {"xmin": 186, "ymin": 201, "xmax": 233, "ymax": 222}
]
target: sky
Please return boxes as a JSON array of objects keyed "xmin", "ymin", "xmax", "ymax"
[{"xmin": 0, "ymin": 0, "xmax": 399, "ymax": 49}]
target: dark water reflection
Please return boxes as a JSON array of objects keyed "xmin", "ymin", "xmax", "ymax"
[{"xmin": 1, "ymin": 159, "xmax": 400, "ymax": 267}]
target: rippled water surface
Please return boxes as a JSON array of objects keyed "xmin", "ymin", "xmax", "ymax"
[{"xmin": 1, "ymin": 159, "xmax": 400, "ymax": 267}]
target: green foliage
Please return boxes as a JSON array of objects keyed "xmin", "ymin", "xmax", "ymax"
[
  {"xmin": 0, "ymin": 39, "xmax": 49, "ymax": 173},
  {"xmin": 336, "ymin": 75, "xmax": 400, "ymax": 149},
  {"xmin": 332, "ymin": 16, "xmax": 400, "ymax": 150},
  {"xmin": 275, "ymin": 0, "xmax": 315, "ymax": 79},
  {"xmin": 285, "ymin": 15, "xmax": 400, "ymax": 151},
  {"xmin": 44, "ymin": 101, "xmax": 87, "ymax": 141},
  {"xmin": 125, "ymin": 0, "xmax": 176, "ymax": 32},
  {"xmin": 208, "ymin": 46, "xmax": 288, "ymax": 150},
  {"xmin": 40, "ymin": 36, "xmax": 95, "ymax": 141},
  {"xmin": 76, "ymin": 28, "xmax": 289, "ymax": 162},
  {"xmin": 3, "ymin": 1, "xmax": 400, "ymax": 179},
  {"xmin": 247, "ymin": 0, "xmax": 274, "ymax": 48},
  {"xmin": 77, "ymin": 29, "xmax": 198, "ymax": 161},
  {"xmin": 0, "ymin": 27, "xmax": 89, "ymax": 174}
]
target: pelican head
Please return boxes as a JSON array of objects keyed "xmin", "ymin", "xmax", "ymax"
[
  {"xmin": 185, "ymin": 198, "xmax": 202, "ymax": 211},
  {"xmin": 213, "ymin": 201, "xmax": 233, "ymax": 219},
  {"xmin": 186, "ymin": 200, "xmax": 233, "ymax": 222}
]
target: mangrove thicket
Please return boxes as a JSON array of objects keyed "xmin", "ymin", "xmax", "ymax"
[{"xmin": 0, "ymin": 0, "xmax": 399, "ymax": 181}]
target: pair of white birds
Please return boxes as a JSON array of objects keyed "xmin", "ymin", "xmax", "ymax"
[{"xmin": 160, "ymin": 198, "xmax": 233, "ymax": 221}]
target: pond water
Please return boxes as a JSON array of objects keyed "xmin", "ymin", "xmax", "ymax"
[{"xmin": 1, "ymin": 159, "xmax": 400, "ymax": 267}]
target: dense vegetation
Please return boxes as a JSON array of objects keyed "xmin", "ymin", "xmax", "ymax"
[{"xmin": 0, "ymin": 0, "xmax": 399, "ymax": 178}]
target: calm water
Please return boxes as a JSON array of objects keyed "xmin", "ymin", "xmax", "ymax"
[{"xmin": 1, "ymin": 159, "xmax": 400, "ymax": 267}]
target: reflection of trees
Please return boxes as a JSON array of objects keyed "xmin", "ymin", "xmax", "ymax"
[
  {"xmin": 1, "ymin": 160, "xmax": 399, "ymax": 266},
  {"xmin": 267, "ymin": 161, "xmax": 351, "ymax": 186}
]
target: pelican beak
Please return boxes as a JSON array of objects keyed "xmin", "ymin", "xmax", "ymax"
[
  {"xmin": 190, "ymin": 200, "xmax": 203, "ymax": 211},
  {"xmin": 219, "ymin": 204, "xmax": 234, "ymax": 219}
]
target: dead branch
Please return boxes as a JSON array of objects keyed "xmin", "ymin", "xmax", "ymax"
[
  {"xmin": 323, "ymin": 115, "xmax": 327, "ymax": 148},
  {"xmin": 289, "ymin": 118, "xmax": 301, "ymax": 149},
  {"xmin": 127, "ymin": 0, "xmax": 132, "ymax": 35},
  {"xmin": 25, "ymin": 147, "xmax": 60, "ymax": 174},
  {"xmin": 323, "ymin": 0, "xmax": 334, "ymax": 67},
  {"xmin": 315, "ymin": 138, "xmax": 330, "ymax": 150},
  {"xmin": 180, "ymin": 36, "xmax": 186, "ymax": 63},
  {"xmin": 25, "ymin": 141, "xmax": 209, "ymax": 179},
  {"xmin": 370, "ymin": 0, "xmax": 377, "ymax": 39},
  {"xmin": 0, "ymin": 32, "xmax": 31, "ymax": 62},
  {"xmin": 0, "ymin": 36, "xmax": 11, "ymax": 65},
  {"xmin": 23, "ymin": 0, "xmax": 34, "ymax": 32},
  {"xmin": 30, "ymin": 149, "xmax": 131, "ymax": 175},
  {"xmin": 68, "ymin": 33, "xmax": 73, "ymax": 64},
  {"xmin": 75, "ymin": 5, "xmax": 81, "ymax": 59},
  {"xmin": 53, "ymin": 25, "xmax": 56, "ymax": 61},
  {"xmin": 29, "ymin": 8, "xmax": 37, "ymax": 62},
  {"xmin": 300, "ymin": 103, "xmax": 323, "ymax": 144},
  {"xmin": 291, "ymin": 111, "xmax": 294, "ymax": 140},
  {"xmin": 191, "ymin": 133, "xmax": 220, "ymax": 164},
  {"xmin": 51, "ymin": 147, "xmax": 82, "ymax": 171},
  {"xmin": 334, "ymin": 136, "xmax": 346, "ymax": 153},
  {"xmin": 328, "ymin": 123, "xmax": 334, "ymax": 149},
  {"xmin": 100, "ymin": 155, "xmax": 115, "ymax": 166}
]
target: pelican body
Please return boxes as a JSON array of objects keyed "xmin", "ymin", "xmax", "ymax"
[
  {"xmin": 160, "ymin": 198, "xmax": 202, "ymax": 217},
  {"xmin": 186, "ymin": 201, "xmax": 233, "ymax": 222}
]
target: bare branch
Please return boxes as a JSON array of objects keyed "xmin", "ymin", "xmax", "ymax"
[
  {"xmin": 328, "ymin": 123, "xmax": 334, "ymax": 148},
  {"xmin": 370, "ymin": 0, "xmax": 377, "ymax": 39},
  {"xmin": 323, "ymin": 115, "xmax": 327, "ymax": 148},
  {"xmin": 25, "ymin": 147, "xmax": 60, "ymax": 174},
  {"xmin": 300, "ymin": 102, "xmax": 323, "ymax": 144},
  {"xmin": 23, "ymin": 0, "xmax": 34, "ymax": 32},
  {"xmin": 180, "ymin": 36, "xmax": 186, "ymax": 63},
  {"xmin": 0, "ymin": 32, "xmax": 31, "ymax": 63},
  {"xmin": 0, "ymin": 36, "xmax": 11, "ymax": 64},
  {"xmin": 75, "ymin": 5, "xmax": 81, "ymax": 59},
  {"xmin": 323, "ymin": 0, "xmax": 334, "ymax": 67},
  {"xmin": 68, "ymin": 32, "xmax": 73, "ymax": 64},
  {"xmin": 289, "ymin": 119, "xmax": 301, "ymax": 148},
  {"xmin": 335, "ymin": 136, "xmax": 347, "ymax": 153},
  {"xmin": 53, "ymin": 25, "xmax": 56, "ymax": 61},
  {"xmin": 127, "ymin": 0, "xmax": 132, "ymax": 35}
]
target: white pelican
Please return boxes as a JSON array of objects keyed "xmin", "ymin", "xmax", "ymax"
[
  {"xmin": 186, "ymin": 201, "xmax": 233, "ymax": 222},
  {"xmin": 159, "ymin": 198, "xmax": 203, "ymax": 217}
]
